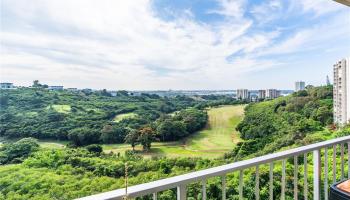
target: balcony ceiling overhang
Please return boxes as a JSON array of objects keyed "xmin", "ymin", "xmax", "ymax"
[{"xmin": 334, "ymin": 0, "xmax": 350, "ymax": 6}]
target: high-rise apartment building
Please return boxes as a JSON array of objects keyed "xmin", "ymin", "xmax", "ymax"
[
  {"xmin": 236, "ymin": 89, "xmax": 249, "ymax": 100},
  {"xmin": 295, "ymin": 81, "xmax": 306, "ymax": 92},
  {"xmin": 333, "ymin": 58, "xmax": 350, "ymax": 125},
  {"xmin": 258, "ymin": 90, "xmax": 266, "ymax": 99},
  {"xmin": 266, "ymin": 89, "xmax": 280, "ymax": 99},
  {"xmin": 326, "ymin": 75, "xmax": 331, "ymax": 86}
]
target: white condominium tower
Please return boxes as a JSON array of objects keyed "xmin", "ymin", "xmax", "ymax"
[
  {"xmin": 266, "ymin": 89, "xmax": 280, "ymax": 99},
  {"xmin": 295, "ymin": 81, "xmax": 306, "ymax": 92},
  {"xmin": 258, "ymin": 90, "xmax": 266, "ymax": 99},
  {"xmin": 333, "ymin": 58, "xmax": 350, "ymax": 125},
  {"xmin": 236, "ymin": 89, "xmax": 249, "ymax": 100}
]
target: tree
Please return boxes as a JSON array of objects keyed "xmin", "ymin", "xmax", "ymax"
[
  {"xmin": 293, "ymin": 90, "xmax": 308, "ymax": 97},
  {"xmin": 0, "ymin": 137, "xmax": 39, "ymax": 164},
  {"xmin": 100, "ymin": 125, "xmax": 113, "ymax": 143},
  {"xmin": 156, "ymin": 120, "xmax": 187, "ymax": 141},
  {"xmin": 175, "ymin": 108, "xmax": 207, "ymax": 133},
  {"xmin": 100, "ymin": 125, "xmax": 128, "ymax": 144},
  {"xmin": 86, "ymin": 144, "xmax": 103, "ymax": 154},
  {"xmin": 99, "ymin": 89, "xmax": 112, "ymax": 97},
  {"xmin": 46, "ymin": 110, "xmax": 64, "ymax": 122},
  {"xmin": 68, "ymin": 128, "xmax": 100, "ymax": 146},
  {"xmin": 137, "ymin": 127, "xmax": 155, "ymax": 152},
  {"xmin": 124, "ymin": 129, "xmax": 139, "ymax": 151},
  {"xmin": 313, "ymin": 106, "xmax": 333, "ymax": 125},
  {"xmin": 117, "ymin": 90, "xmax": 129, "ymax": 96},
  {"xmin": 32, "ymin": 80, "xmax": 42, "ymax": 88},
  {"xmin": 0, "ymin": 96, "xmax": 9, "ymax": 107}
]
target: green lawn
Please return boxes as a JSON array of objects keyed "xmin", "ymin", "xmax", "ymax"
[
  {"xmin": 37, "ymin": 140, "xmax": 68, "ymax": 149},
  {"xmin": 184, "ymin": 105, "xmax": 243, "ymax": 151},
  {"xmin": 47, "ymin": 105, "xmax": 71, "ymax": 113},
  {"xmin": 104, "ymin": 105, "xmax": 245, "ymax": 158},
  {"xmin": 113, "ymin": 113, "xmax": 138, "ymax": 122}
]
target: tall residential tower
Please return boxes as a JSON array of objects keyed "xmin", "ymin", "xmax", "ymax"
[
  {"xmin": 266, "ymin": 89, "xmax": 280, "ymax": 99},
  {"xmin": 333, "ymin": 58, "xmax": 350, "ymax": 125},
  {"xmin": 295, "ymin": 81, "xmax": 306, "ymax": 92},
  {"xmin": 236, "ymin": 89, "xmax": 249, "ymax": 100}
]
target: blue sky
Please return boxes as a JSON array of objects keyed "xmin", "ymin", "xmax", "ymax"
[{"xmin": 1, "ymin": 0, "xmax": 349, "ymax": 90}]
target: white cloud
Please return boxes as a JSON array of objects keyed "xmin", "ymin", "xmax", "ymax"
[
  {"xmin": 299, "ymin": 0, "xmax": 344, "ymax": 16},
  {"xmin": 208, "ymin": 0, "xmax": 246, "ymax": 18},
  {"xmin": 257, "ymin": 12, "xmax": 350, "ymax": 57},
  {"xmin": 250, "ymin": 0, "xmax": 283, "ymax": 24},
  {"xmin": 0, "ymin": 0, "xmax": 273, "ymax": 89},
  {"xmin": 0, "ymin": 0, "xmax": 349, "ymax": 89}
]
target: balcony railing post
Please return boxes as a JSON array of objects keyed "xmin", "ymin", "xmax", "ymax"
[
  {"xmin": 324, "ymin": 147, "xmax": 328, "ymax": 200},
  {"xmin": 269, "ymin": 163, "xmax": 273, "ymax": 200},
  {"xmin": 239, "ymin": 170, "xmax": 243, "ymax": 200},
  {"xmin": 294, "ymin": 156, "xmax": 298, "ymax": 200},
  {"xmin": 255, "ymin": 166, "xmax": 259, "ymax": 200},
  {"xmin": 202, "ymin": 179, "xmax": 206, "ymax": 200},
  {"xmin": 333, "ymin": 145, "xmax": 337, "ymax": 183},
  {"xmin": 177, "ymin": 185, "xmax": 186, "ymax": 200},
  {"xmin": 221, "ymin": 175, "xmax": 226, "ymax": 200},
  {"xmin": 304, "ymin": 153, "xmax": 308, "ymax": 200},
  {"xmin": 153, "ymin": 192, "xmax": 157, "ymax": 200},
  {"xmin": 313, "ymin": 149, "xmax": 321, "ymax": 200},
  {"xmin": 281, "ymin": 160, "xmax": 286, "ymax": 200},
  {"xmin": 348, "ymin": 142, "xmax": 350, "ymax": 178},
  {"xmin": 341, "ymin": 143, "xmax": 345, "ymax": 180}
]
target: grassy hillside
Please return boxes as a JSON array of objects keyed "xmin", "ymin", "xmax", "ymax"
[
  {"xmin": 104, "ymin": 105, "xmax": 245, "ymax": 158},
  {"xmin": 184, "ymin": 105, "xmax": 244, "ymax": 152}
]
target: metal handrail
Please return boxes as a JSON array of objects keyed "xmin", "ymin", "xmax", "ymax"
[{"xmin": 77, "ymin": 135, "xmax": 350, "ymax": 200}]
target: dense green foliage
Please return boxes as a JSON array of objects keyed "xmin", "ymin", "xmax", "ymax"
[
  {"xmin": 0, "ymin": 146, "xmax": 221, "ymax": 200},
  {"xmin": 2, "ymin": 85, "xmax": 350, "ymax": 200},
  {"xmin": 0, "ymin": 87, "xmax": 239, "ymax": 146},
  {"xmin": 231, "ymin": 86, "xmax": 333, "ymax": 159},
  {"xmin": 155, "ymin": 108, "xmax": 207, "ymax": 141},
  {"xmin": 1, "ymin": 126, "xmax": 350, "ymax": 200},
  {"xmin": 0, "ymin": 138, "xmax": 39, "ymax": 164}
]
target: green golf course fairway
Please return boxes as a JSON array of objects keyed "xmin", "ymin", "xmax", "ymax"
[
  {"xmin": 104, "ymin": 105, "xmax": 245, "ymax": 158},
  {"xmin": 1, "ymin": 105, "xmax": 244, "ymax": 159}
]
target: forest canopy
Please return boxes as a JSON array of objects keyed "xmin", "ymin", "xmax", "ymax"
[{"xmin": 0, "ymin": 87, "xmax": 239, "ymax": 146}]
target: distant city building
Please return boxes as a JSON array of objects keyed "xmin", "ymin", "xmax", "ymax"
[
  {"xmin": 333, "ymin": 58, "xmax": 350, "ymax": 125},
  {"xmin": 266, "ymin": 89, "xmax": 280, "ymax": 99},
  {"xmin": 295, "ymin": 81, "xmax": 306, "ymax": 92},
  {"xmin": 258, "ymin": 90, "xmax": 266, "ymax": 99},
  {"xmin": 326, "ymin": 75, "xmax": 331, "ymax": 86},
  {"xmin": 48, "ymin": 86, "xmax": 64, "ymax": 91},
  {"xmin": 0, "ymin": 82, "xmax": 15, "ymax": 89},
  {"xmin": 236, "ymin": 89, "xmax": 249, "ymax": 100},
  {"xmin": 66, "ymin": 88, "xmax": 78, "ymax": 92}
]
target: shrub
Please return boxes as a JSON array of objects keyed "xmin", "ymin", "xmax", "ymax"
[
  {"xmin": 86, "ymin": 144, "xmax": 103, "ymax": 154},
  {"xmin": 0, "ymin": 137, "xmax": 39, "ymax": 164}
]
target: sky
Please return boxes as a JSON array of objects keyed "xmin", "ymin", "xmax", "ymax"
[{"xmin": 1, "ymin": 0, "xmax": 350, "ymax": 90}]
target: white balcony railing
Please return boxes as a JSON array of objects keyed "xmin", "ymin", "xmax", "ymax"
[{"xmin": 77, "ymin": 135, "xmax": 350, "ymax": 200}]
